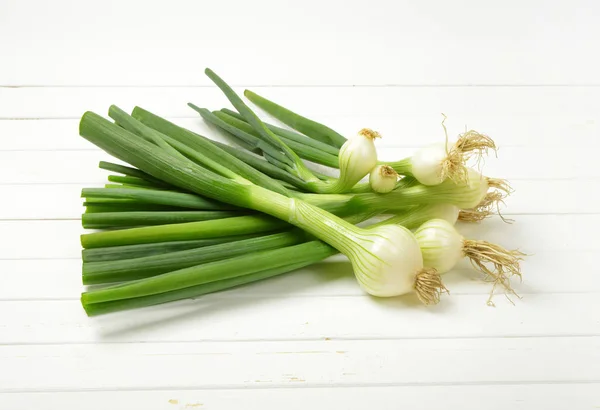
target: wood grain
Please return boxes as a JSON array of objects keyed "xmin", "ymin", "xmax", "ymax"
[{"xmin": 0, "ymin": 0, "xmax": 597, "ymax": 408}]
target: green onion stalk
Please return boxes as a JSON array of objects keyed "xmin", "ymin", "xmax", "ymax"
[
  {"xmin": 81, "ymin": 210, "xmax": 241, "ymax": 229},
  {"xmin": 226, "ymin": 90, "xmax": 498, "ymax": 187},
  {"xmin": 81, "ymin": 233, "xmax": 266, "ymax": 263}
]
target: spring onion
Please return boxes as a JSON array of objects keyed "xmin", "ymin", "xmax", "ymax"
[
  {"xmin": 81, "ymin": 203, "xmax": 458, "ymax": 313},
  {"xmin": 335, "ymin": 128, "xmax": 379, "ymax": 190},
  {"xmin": 75, "ymin": 67, "xmax": 524, "ymax": 317},
  {"xmin": 240, "ymin": 90, "xmax": 497, "ymax": 185},
  {"xmin": 414, "ymin": 218, "xmax": 525, "ymax": 305},
  {"xmin": 79, "ymin": 108, "xmax": 446, "ymax": 303},
  {"xmin": 389, "ymin": 128, "xmax": 496, "ymax": 186}
]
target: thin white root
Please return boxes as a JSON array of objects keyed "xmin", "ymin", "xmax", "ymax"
[
  {"xmin": 414, "ymin": 268, "xmax": 448, "ymax": 305},
  {"xmin": 459, "ymin": 190, "xmax": 513, "ymax": 223},
  {"xmin": 458, "ymin": 207, "xmax": 493, "ymax": 223},
  {"xmin": 485, "ymin": 178, "xmax": 515, "ymax": 223},
  {"xmin": 440, "ymin": 121, "xmax": 497, "ymax": 184},
  {"xmin": 462, "ymin": 239, "xmax": 526, "ymax": 306},
  {"xmin": 455, "ymin": 130, "xmax": 497, "ymax": 160},
  {"xmin": 487, "ymin": 177, "xmax": 514, "ymax": 197}
]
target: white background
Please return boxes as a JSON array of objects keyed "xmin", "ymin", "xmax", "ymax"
[{"xmin": 1, "ymin": 0, "xmax": 599, "ymax": 408}]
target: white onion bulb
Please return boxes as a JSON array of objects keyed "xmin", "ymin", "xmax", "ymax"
[
  {"xmin": 414, "ymin": 219, "xmax": 463, "ymax": 273},
  {"xmin": 410, "ymin": 142, "xmax": 450, "ymax": 186},
  {"xmin": 351, "ymin": 224, "xmax": 425, "ymax": 296},
  {"xmin": 337, "ymin": 128, "xmax": 379, "ymax": 190},
  {"xmin": 369, "ymin": 164, "xmax": 398, "ymax": 193},
  {"xmin": 410, "ymin": 130, "xmax": 496, "ymax": 186},
  {"xmin": 289, "ymin": 198, "xmax": 446, "ymax": 305}
]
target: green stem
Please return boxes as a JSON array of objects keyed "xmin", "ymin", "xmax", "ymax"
[
  {"xmin": 109, "ymin": 105, "xmax": 186, "ymax": 159},
  {"xmin": 104, "ymin": 183, "xmax": 159, "ymax": 190},
  {"xmin": 84, "ymin": 203, "xmax": 187, "ymax": 213},
  {"xmin": 81, "ymin": 240, "xmax": 334, "ymax": 304},
  {"xmin": 81, "ymin": 210, "xmax": 240, "ymax": 229},
  {"xmin": 246, "ymin": 189, "xmax": 361, "ymax": 256},
  {"xmin": 81, "ymin": 187, "xmax": 233, "ymax": 211},
  {"xmin": 112, "ymin": 106, "xmax": 267, "ymax": 189},
  {"xmin": 353, "ymin": 177, "xmax": 482, "ymax": 211},
  {"xmin": 131, "ymin": 106, "xmax": 290, "ymax": 196},
  {"xmin": 204, "ymin": 69, "xmax": 303, "ymax": 167},
  {"xmin": 82, "ymin": 260, "xmax": 320, "ymax": 316},
  {"xmin": 82, "ymin": 234, "xmax": 263, "ymax": 262},
  {"xmin": 385, "ymin": 158, "xmax": 414, "ymax": 176},
  {"xmin": 80, "ymin": 215, "xmax": 285, "ymax": 249},
  {"xmin": 82, "ymin": 230, "xmax": 305, "ymax": 285},
  {"xmin": 99, "ymin": 161, "xmax": 169, "ymax": 187},
  {"xmin": 212, "ymin": 141, "xmax": 312, "ymax": 191},
  {"xmin": 107, "ymin": 175, "xmax": 163, "ymax": 189},
  {"xmin": 220, "ymin": 108, "xmax": 340, "ymax": 156},
  {"xmin": 243, "ymin": 90, "xmax": 347, "ymax": 148},
  {"xmin": 211, "ymin": 110, "xmax": 340, "ymax": 168},
  {"xmin": 193, "ymin": 106, "xmax": 293, "ymax": 167}
]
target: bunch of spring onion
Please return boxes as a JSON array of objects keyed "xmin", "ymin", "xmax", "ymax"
[{"xmin": 77, "ymin": 69, "xmax": 523, "ymax": 316}]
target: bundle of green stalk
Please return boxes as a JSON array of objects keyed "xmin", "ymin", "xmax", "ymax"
[{"xmin": 78, "ymin": 69, "xmax": 524, "ymax": 316}]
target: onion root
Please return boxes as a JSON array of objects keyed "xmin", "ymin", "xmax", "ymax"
[
  {"xmin": 462, "ymin": 239, "xmax": 526, "ymax": 306},
  {"xmin": 358, "ymin": 128, "xmax": 381, "ymax": 140},
  {"xmin": 414, "ymin": 268, "xmax": 448, "ymax": 305},
  {"xmin": 441, "ymin": 125, "xmax": 497, "ymax": 184}
]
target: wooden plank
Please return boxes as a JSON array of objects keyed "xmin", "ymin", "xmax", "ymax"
[
  {"xmin": 2, "ymin": 0, "xmax": 596, "ymax": 403},
  {"xmin": 2, "ymin": 384, "xmax": 598, "ymax": 410},
  {"xmin": 3, "ymin": 113, "xmax": 591, "ymax": 152},
  {"xmin": 0, "ymin": 215, "xmax": 592, "ymax": 260},
  {"xmin": 0, "ymin": 249, "xmax": 597, "ymax": 301},
  {"xmin": 0, "ymin": 0, "xmax": 598, "ymax": 85},
  {"xmin": 1, "ymin": 86, "xmax": 599, "ymax": 121},
  {"xmin": 0, "ymin": 338, "xmax": 597, "ymax": 390},
  {"xmin": 0, "ymin": 294, "xmax": 597, "ymax": 344}
]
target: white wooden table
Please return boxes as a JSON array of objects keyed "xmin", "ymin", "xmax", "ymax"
[{"xmin": 1, "ymin": 0, "xmax": 598, "ymax": 408}]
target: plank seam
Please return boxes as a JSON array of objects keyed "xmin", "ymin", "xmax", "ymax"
[
  {"xmin": 1, "ymin": 334, "xmax": 598, "ymax": 347},
  {"xmin": 1, "ymin": 380, "xmax": 599, "ymax": 394}
]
